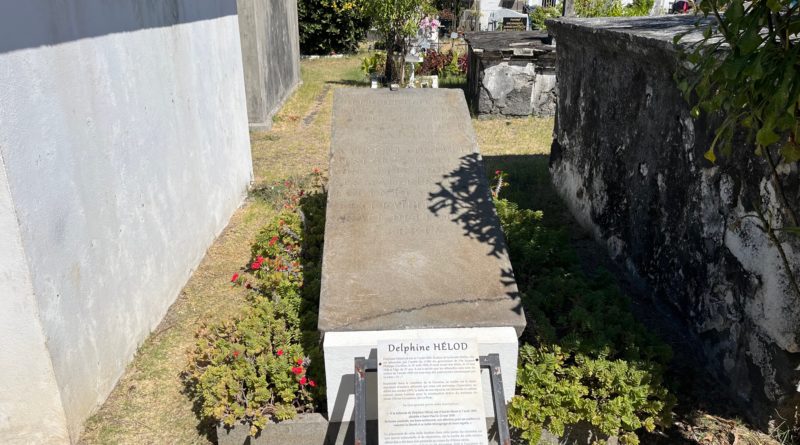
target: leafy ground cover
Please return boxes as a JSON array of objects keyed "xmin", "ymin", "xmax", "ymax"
[
  {"xmin": 183, "ymin": 186, "xmax": 326, "ymax": 436},
  {"xmin": 496, "ymin": 195, "xmax": 674, "ymax": 444}
]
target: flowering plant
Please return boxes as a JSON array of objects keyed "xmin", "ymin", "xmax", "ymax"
[
  {"xmin": 184, "ymin": 293, "xmax": 315, "ymax": 435},
  {"xmin": 418, "ymin": 49, "xmax": 466, "ymax": 77},
  {"xmin": 185, "ymin": 172, "xmax": 327, "ymax": 436},
  {"xmin": 492, "ymin": 169, "xmax": 509, "ymax": 198},
  {"xmin": 419, "ymin": 16, "xmax": 440, "ymax": 36}
]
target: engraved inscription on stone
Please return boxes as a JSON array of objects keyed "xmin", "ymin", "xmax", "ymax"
[
  {"xmin": 378, "ymin": 339, "xmax": 488, "ymax": 445},
  {"xmin": 318, "ymin": 89, "xmax": 526, "ymax": 335}
]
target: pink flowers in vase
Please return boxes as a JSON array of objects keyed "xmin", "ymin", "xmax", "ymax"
[{"xmin": 419, "ymin": 16, "xmax": 441, "ymax": 41}]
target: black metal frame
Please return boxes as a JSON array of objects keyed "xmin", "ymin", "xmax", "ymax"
[{"xmin": 353, "ymin": 352, "xmax": 510, "ymax": 445}]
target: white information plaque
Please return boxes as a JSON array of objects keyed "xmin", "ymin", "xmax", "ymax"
[{"xmin": 377, "ymin": 339, "xmax": 489, "ymax": 445}]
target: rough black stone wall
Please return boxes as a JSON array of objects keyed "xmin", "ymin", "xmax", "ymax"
[{"xmin": 548, "ymin": 16, "xmax": 800, "ymax": 428}]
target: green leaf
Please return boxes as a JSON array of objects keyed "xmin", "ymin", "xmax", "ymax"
[
  {"xmin": 775, "ymin": 112, "xmax": 795, "ymax": 131},
  {"xmin": 766, "ymin": 0, "xmax": 781, "ymax": 12},
  {"xmin": 738, "ymin": 29, "xmax": 763, "ymax": 54},
  {"xmin": 780, "ymin": 141, "xmax": 800, "ymax": 163},
  {"xmin": 777, "ymin": 226, "xmax": 800, "ymax": 236},
  {"xmin": 756, "ymin": 126, "xmax": 781, "ymax": 146},
  {"xmin": 727, "ymin": 0, "xmax": 744, "ymax": 21}
]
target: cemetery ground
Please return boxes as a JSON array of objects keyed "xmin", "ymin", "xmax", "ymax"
[{"xmin": 80, "ymin": 54, "xmax": 780, "ymax": 445}]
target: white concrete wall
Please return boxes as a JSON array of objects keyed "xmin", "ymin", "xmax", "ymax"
[
  {"xmin": 0, "ymin": 154, "xmax": 70, "ymax": 444},
  {"xmin": 0, "ymin": 1, "xmax": 252, "ymax": 442}
]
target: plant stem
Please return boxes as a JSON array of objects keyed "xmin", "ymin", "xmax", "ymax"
[
  {"xmin": 754, "ymin": 203, "xmax": 800, "ymax": 299},
  {"xmin": 763, "ymin": 145, "xmax": 800, "ymax": 228}
]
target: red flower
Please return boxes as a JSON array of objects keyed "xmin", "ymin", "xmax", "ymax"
[
  {"xmin": 291, "ymin": 366, "xmax": 304, "ymax": 375},
  {"xmin": 251, "ymin": 261, "xmax": 261, "ymax": 270},
  {"xmin": 296, "ymin": 358, "xmax": 304, "ymax": 365},
  {"xmin": 233, "ymin": 350, "xmax": 240, "ymax": 358},
  {"xmin": 276, "ymin": 349, "xmax": 284, "ymax": 356},
  {"xmin": 230, "ymin": 273, "xmax": 239, "ymax": 282},
  {"xmin": 308, "ymin": 380, "xmax": 316, "ymax": 387},
  {"xmin": 269, "ymin": 236, "xmax": 279, "ymax": 246},
  {"xmin": 300, "ymin": 376, "xmax": 308, "ymax": 385},
  {"xmin": 256, "ymin": 256, "xmax": 264, "ymax": 262},
  {"xmin": 495, "ymin": 170, "xmax": 501, "ymax": 175}
]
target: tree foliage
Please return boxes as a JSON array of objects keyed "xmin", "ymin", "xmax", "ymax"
[
  {"xmin": 675, "ymin": 1, "xmax": 800, "ymax": 296},
  {"xmin": 676, "ymin": 0, "xmax": 800, "ymax": 165},
  {"xmin": 571, "ymin": 0, "xmax": 653, "ymax": 17},
  {"xmin": 530, "ymin": 5, "xmax": 562, "ymax": 30},
  {"xmin": 356, "ymin": 0, "xmax": 434, "ymax": 81},
  {"xmin": 298, "ymin": 0, "xmax": 369, "ymax": 55}
]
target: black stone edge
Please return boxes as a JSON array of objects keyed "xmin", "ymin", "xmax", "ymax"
[{"xmin": 545, "ymin": 15, "xmax": 715, "ymax": 56}]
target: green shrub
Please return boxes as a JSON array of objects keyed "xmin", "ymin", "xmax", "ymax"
[
  {"xmin": 360, "ymin": 52, "xmax": 387, "ymax": 76},
  {"xmin": 298, "ymin": 0, "xmax": 369, "ymax": 55},
  {"xmin": 572, "ymin": 0, "xmax": 653, "ymax": 17},
  {"xmin": 494, "ymin": 196, "xmax": 674, "ymax": 444},
  {"xmin": 575, "ymin": 0, "xmax": 624, "ymax": 17},
  {"xmin": 185, "ymin": 294, "xmax": 313, "ymax": 435},
  {"xmin": 417, "ymin": 50, "xmax": 466, "ymax": 77},
  {"xmin": 297, "ymin": 189, "xmax": 327, "ymax": 332},
  {"xmin": 529, "ymin": 6, "xmax": 561, "ymax": 30},
  {"xmin": 185, "ymin": 188, "xmax": 327, "ymax": 436},
  {"xmin": 443, "ymin": 51, "xmax": 462, "ymax": 78},
  {"xmin": 511, "ymin": 345, "xmax": 671, "ymax": 445}
]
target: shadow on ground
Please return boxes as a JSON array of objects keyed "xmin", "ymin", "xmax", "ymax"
[{"xmin": 324, "ymin": 79, "xmax": 365, "ymax": 87}]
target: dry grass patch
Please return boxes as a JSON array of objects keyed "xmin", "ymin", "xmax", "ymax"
[{"xmin": 475, "ymin": 116, "xmax": 553, "ymax": 157}]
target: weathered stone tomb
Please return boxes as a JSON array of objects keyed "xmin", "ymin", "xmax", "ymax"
[
  {"xmin": 319, "ymin": 88, "xmax": 526, "ymax": 424},
  {"xmin": 548, "ymin": 16, "xmax": 800, "ymax": 428},
  {"xmin": 465, "ymin": 31, "xmax": 557, "ymax": 117}
]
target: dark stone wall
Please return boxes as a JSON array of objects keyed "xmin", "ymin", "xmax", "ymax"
[
  {"xmin": 237, "ymin": 0, "xmax": 301, "ymax": 129},
  {"xmin": 547, "ymin": 16, "xmax": 800, "ymax": 428}
]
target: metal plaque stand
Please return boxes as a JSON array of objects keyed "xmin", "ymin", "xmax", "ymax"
[{"xmin": 353, "ymin": 352, "xmax": 511, "ymax": 445}]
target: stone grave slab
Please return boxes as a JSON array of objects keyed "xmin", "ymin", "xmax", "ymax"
[
  {"xmin": 320, "ymin": 89, "xmax": 525, "ymax": 423},
  {"xmin": 319, "ymin": 88, "xmax": 525, "ymax": 334}
]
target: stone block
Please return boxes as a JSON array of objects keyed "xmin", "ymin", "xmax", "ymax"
[
  {"xmin": 319, "ymin": 89, "xmax": 526, "ymax": 335},
  {"xmin": 465, "ymin": 31, "xmax": 557, "ymax": 117},
  {"xmin": 319, "ymin": 88, "xmax": 526, "ymax": 428}
]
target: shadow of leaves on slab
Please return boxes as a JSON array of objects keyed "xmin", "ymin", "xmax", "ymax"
[{"xmin": 428, "ymin": 152, "xmax": 509, "ymax": 259}]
